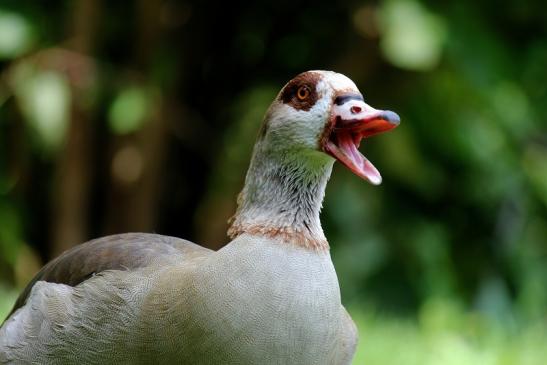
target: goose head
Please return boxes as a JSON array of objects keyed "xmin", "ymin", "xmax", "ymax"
[
  {"xmin": 229, "ymin": 70, "xmax": 400, "ymax": 249},
  {"xmin": 258, "ymin": 70, "xmax": 400, "ymax": 184}
]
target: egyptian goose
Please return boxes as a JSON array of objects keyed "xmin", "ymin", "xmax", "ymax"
[{"xmin": 0, "ymin": 71, "xmax": 399, "ymax": 364}]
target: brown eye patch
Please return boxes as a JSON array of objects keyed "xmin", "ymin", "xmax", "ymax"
[{"xmin": 279, "ymin": 71, "xmax": 321, "ymax": 111}]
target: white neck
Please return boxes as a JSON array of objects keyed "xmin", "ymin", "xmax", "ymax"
[{"xmin": 228, "ymin": 137, "xmax": 334, "ymax": 250}]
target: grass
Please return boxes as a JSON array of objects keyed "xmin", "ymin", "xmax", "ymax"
[{"xmin": 350, "ymin": 299, "xmax": 547, "ymax": 365}]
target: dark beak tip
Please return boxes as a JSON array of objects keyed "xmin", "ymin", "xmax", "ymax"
[{"xmin": 381, "ymin": 110, "xmax": 401, "ymax": 125}]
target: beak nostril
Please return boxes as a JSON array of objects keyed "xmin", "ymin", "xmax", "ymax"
[{"xmin": 350, "ymin": 106, "xmax": 362, "ymax": 114}]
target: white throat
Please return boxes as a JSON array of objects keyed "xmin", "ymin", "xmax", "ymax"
[{"xmin": 228, "ymin": 135, "xmax": 334, "ymax": 250}]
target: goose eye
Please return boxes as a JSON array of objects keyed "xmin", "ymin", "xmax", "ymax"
[{"xmin": 296, "ymin": 86, "xmax": 311, "ymax": 100}]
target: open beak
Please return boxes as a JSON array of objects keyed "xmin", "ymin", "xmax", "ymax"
[{"xmin": 323, "ymin": 95, "xmax": 400, "ymax": 185}]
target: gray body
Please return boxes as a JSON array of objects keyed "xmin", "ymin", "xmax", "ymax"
[{"xmin": 1, "ymin": 233, "xmax": 356, "ymax": 364}]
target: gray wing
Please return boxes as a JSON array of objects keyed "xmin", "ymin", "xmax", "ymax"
[{"xmin": 4, "ymin": 233, "xmax": 212, "ymax": 322}]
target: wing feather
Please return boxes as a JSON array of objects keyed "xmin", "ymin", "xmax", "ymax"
[{"xmin": 4, "ymin": 233, "xmax": 211, "ymax": 322}]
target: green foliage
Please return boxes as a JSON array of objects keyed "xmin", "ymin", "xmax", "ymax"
[
  {"xmin": 10, "ymin": 63, "xmax": 71, "ymax": 153},
  {"xmin": 108, "ymin": 85, "xmax": 156, "ymax": 135},
  {"xmin": 0, "ymin": 9, "xmax": 34, "ymax": 60},
  {"xmin": 0, "ymin": 202, "xmax": 22, "ymax": 265},
  {"xmin": 0, "ymin": 286, "xmax": 17, "ymax": 320},
  {"xmin": 379, "ymin": 0, "xmax": 447, "ymax": 70}
]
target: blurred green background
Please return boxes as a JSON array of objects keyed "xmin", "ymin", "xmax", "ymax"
[{"xmin": 0, "ymin": 0, "xmax": 546, "ymax": 363}]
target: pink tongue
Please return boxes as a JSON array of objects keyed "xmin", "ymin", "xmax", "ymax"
[{"xmin": 326, "ymin": 131, "xmax": 382, "ymax": 185}]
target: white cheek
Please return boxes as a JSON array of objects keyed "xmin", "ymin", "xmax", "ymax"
[{"xmin": 268, "ymin": 98, "xmax": 331, "ymax": 149}]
